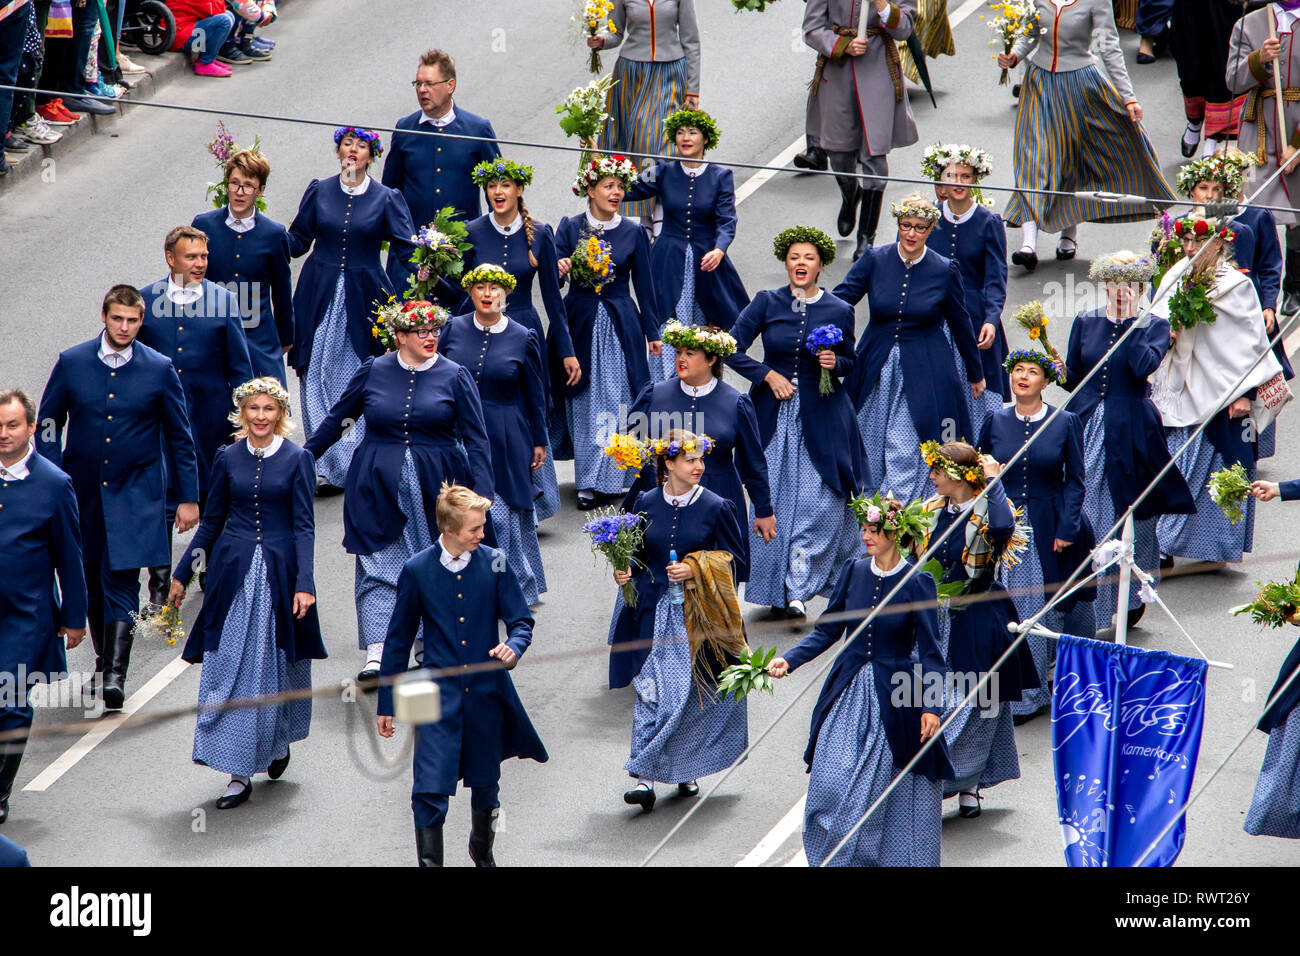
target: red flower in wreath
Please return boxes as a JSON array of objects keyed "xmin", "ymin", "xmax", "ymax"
[{"xmin": 1192, "ymin": 219, "xmax": 1210, "ymax": 236}]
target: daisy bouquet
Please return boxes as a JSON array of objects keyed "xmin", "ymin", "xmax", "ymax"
[
  {"xmin": 579, "ymin": 0, "xmax": 617, "ymax": 74},
  {"xmin": 1207, "ymin": 462, "xmax": 1252, "ymax": 525},
  {"xmin": 987, "ymin": 1, "xmax": 1041, "ymax": 86},
  {"xmin": 407, "ymin": 207, "xmax": 472, "ymax": 300},
  {"xmin": 205, "ymin": 120, "xmax": 266, "ymax": 212},
  {"xmin": 582, "ymin": 507, "xmax": 648, "ymax": 607},
  {"xmin": 570, "ymin": 229, "xmax": 616, "ymax": 293},
  {"xmin": 131, "ymin": 601, "xmax": 186, "ymax": 647},
  {"xmin": 805, "ymin": 324, "xmax": 843, "ymax": 395},
  {"xmin": 1231, "ymin": 568, "xmax": 1300, "ymax": 628}
]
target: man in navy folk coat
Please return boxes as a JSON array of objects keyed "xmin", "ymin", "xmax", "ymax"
[
  {"xmin": 377, "ymin": 484, "xmax": 547, "ymax": 868},
  {"xmin": 0, "ymin": 389, "xmax": 87, "ymax": 824},
  {"xmin": 37, "ymin": 286, "xmax": 200, "ymax": 712}
]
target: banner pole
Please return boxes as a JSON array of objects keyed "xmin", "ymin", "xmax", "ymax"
[{"xmin": 1114, "ymin": 514, "xmax": 1135, "ymax": 645}]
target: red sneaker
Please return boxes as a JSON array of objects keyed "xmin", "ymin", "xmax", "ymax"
[{"xmin": 38, "ymin": 99, "xmax": 81, "ymax": 125}]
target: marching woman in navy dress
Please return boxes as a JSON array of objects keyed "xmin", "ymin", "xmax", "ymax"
[
  {"xmin": 610, "ymin": 430, "xmax": 748, "ymax": 811},
  {"xmin": 926, "ymin": 145, "xmax": 1009, "ymax": 429},
  {"xmin": 620, "ymin": 323, "xmax": 776, "ymax": 579},
  {"xmin": 1059, "ymin": 251, "xmax": 1195, "ymax": 631},
  {"xmin": 727, "ymin": 226, "xmax": 866, "ymax": 618},
  {"xmin": 919, "ymin": 441, "xmax": 1037, "ymax": 819},
  {"xmin": 978, "ymin": 350, "xmax": 1095, "ymax": 724},
  {"xmin": 833, "ymin": 194, "xmax": 985, "ymax": 505},
  {"xmin": 622, "ymin": 109, "xmax": 750, "ymax": 381},
  {"xmin": 305, "ymin": 301, "xmax": 494, "ymax": 681},
  {"xmin": 287, "ymin": 127, "xmax": 417, "ymax": 491},
  {"xmin": 168, "ymin": 379, "xmax": 325, "ymax": 810},
  {"xmin": 463, "ymin": 158, "xmax": 580, "ymax": 522},
  {"xmin": 440, "ymin": 265, "xmax": 548, "ymax": 607},
  {"xmin": 769, "ymin": 494, "xmax": 954, "ymax": 867},
  {"xmin": 554, "ymin": 154, "xmax": 663, "ymax": 510}
]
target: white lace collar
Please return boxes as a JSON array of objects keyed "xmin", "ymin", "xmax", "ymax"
[
  {"xmin": 247, "ymin": 435, "xmax": 284, "ymax": 459},
  {"xmin": 942, "ymin": 201, "xmax": 976, "ymax": 225},
  {"xmin": 474, "ymin": 315, "xmax": 508, "ymax": 333},
  {"xmin": 662, "ymin": 483, "xmax": 703, "ymax": 507},
  {"xmin": 679, "ymin": 377, "xmax": 718, "ymax": 398},
  {"xmin": 339, "ymin": 175, "xmax": 372, "ymax": 196},
  {"xmin": 793, "ymin": 288, "xmax": 824, "ymax": 305},
  {"xmin": 490, "ymin": 213, "xmax": 523, "ymax": 237},
  {"xmin": 681, "ymin": 162, "xmax": 709, "ymax": 178},
  {"xmin": 870, "ymin": 555, "xmax": 908, "ymax": 578},
  {"xmin": 397, "ymin": 352, "xmax": 439, "ymax": 371},
  {"xmin": 586, "ymin": 210, "xmax": 622, "ymax": 232},
  {"xmin": 896, "ymin": 244, "xmax": 928, "ymax": 267}
]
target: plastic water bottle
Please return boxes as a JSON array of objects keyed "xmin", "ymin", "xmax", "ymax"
[{"xmin": 668, "ymin": 549, "xmax": 685, "ymax": 605}]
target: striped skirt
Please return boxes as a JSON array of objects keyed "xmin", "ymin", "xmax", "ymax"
[
  {"xmin": 602, "ymin": 56, "xmax": 688, "ymax": 219},
  {"xmin": 1003, "ymin": 63, "xmax": 1173, "ymax": 231},
  {"xmin": 650, "ymin": 245, "xmax": 707, "ymax": 383}
]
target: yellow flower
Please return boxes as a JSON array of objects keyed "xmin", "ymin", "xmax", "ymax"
[
  {"xmin": 965, "ymin": 470, "xmax": 978, "ymax": 482},
  {"xmin": 1041, "ymin": 317, "xmax": 1049, "ymax": 326},
  {"xmin": 683, "ymin": 440, "xmax": 696, "ymax": 452},
  {"xmin": 1028, "ymin": 326, "xmax": 1041, "ymax": 339},
  {"xmin": 371, "ymin": 327, "xmax": 379, "ymax": 338}
]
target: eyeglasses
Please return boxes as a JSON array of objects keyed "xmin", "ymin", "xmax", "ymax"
[
  {"xmin": 897, "ymin": 222, "xmax": 931, "ymax": 234},
  {"xmin": 411, "ymin": 79, "xmax": 452, "ymax": 90},
  {"xmin": 406, "ymin": 327, "xmax": 440, "ymax": 339},
  {"xmin": 228, "ymin": 182, "xmax": 260, "ymax": 194}
]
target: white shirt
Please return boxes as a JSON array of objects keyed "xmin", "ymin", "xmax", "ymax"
[
  {"xmin": 947, "ymin": 495, "xmax": 977, "ymax": 515},
  {"xmin": 942, "ymin": 201, "xmax": 977, "ymax": 226},
  {"xmin": 1015, "ymin": 403, "xmax": 1049, "ymax": 423},
  {"xmin": 397, "ymin": 352, "xmax": 439, "ymax": 371},
  {"xmin": 586, "ymin": 210, "xmax": 623, "ymax": 232},
  {"xmin": 896, "ymin": 244, "xmax": 929, "ymax": 268},
  {"xmin": 795, "ymin": 288, "xmax": 825, "ymax": 306},
  {"xmin": 662, "ymin": 484, "xmax": 703, "ymax": 507},
  {"xmin": 246, "ymin": 435, "xmax": 284, "ymax": 458},
  {"xmin": 0, "ymin": 441, "xmax": 35, "ymax": 481},
  {"xmin": 474, "ymin": 316, "xmax": 508, "ymax": 334},
  {"xmin": 679, "ymin": 377, "xmax": 718, "ymax": 398},
  {"xmin": 225, "ymin": 206, "xmax": 256, "ymax": 233},
  {"xmin": 98, "ymin": 331, "xmax": 134, "ymax": 368},
  {"xmin": 490, "ymin": 213, "xmax": 523, "ymax": 237},
  {"xmin": 438, "ymin": 537, "xmax": 471, "ymax": 571},
  {"xmin": 339, "ymin": 175, "xmax": 371, "ymax": 196},
  {"xmin": 870, "ymin": 555, "xmax": 908, "ymax": 578},
  {"xmin": 1277, "ymin": 8, "xmax": 1298, "ymax": 32},
  {"xmin": 681, "ymin": 162, "xmax": 709, "ymax": 178},
  {"xmin": 419, "ymin": 104, "xmax": 457, "ymax": 127},
  {"xmin": 166, "ymin": 276, "xmax": 203, "ymax": 305}
]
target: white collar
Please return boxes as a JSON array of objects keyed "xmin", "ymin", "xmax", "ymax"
[
  {"xmin": 681, "ymin": 162, "xmax": 709, "ymax": 178},
  {"xmin": 247, "ymin": 435, "xmax": 284, "ymax": 459},
  {"xmin": 870, "ymin": 555, "xmax": 908, "ymax": 578},
  {"xmin": 490, "ymin": 213, "xmax": 523, "ymax": 237},
  {"xmin": 166, "ymin": 275, "xmax": 203, "ymax": 303},
  {"xmin": 438, "ymin": 538, "xmax": 471, "ymax": 571},
  {"xmin": 225, "ymin": 206, "xmax": 256, "ymax": 232},
  {"xmin": 474, "ymin": 315, "xmax": 508, "ymax": 333},
  {"xmin": 0, "ymin": 441, "xmax": 35, "ymax": 481},
  {"xmin": 1281, "ymin": 8, "xmax": 1300, "ymax": 32},
  {"xmin": 793, "ymin": 288, "xmax": 824, "ymax": 305},
  {"xmin": 586, "ymin": 210, "xmax": 622, "ymax": 232},
  {"xmin": 98, "ymin": 331, "xmax": 134, "ymax": 366},
  {"xmin": 942, "ymin": 201, "xmax": 976, "ymax": 225},
  {"xmin": 397, "ymin": 352, "xmax": 439, "ymax": 371},
  {"xmin": 339, "ymin": 175, "xmax": 372, "ymax": 196},
  {"xmin": 419, "ymin": 104, "xmax": 457, "ymax": 127},
  {"xmin": 662, "ymin": 483, "xmax": 703, "ymax": 507},
  {"xmin": 947, "ymin": 495, "xmax": 977, "ymax": 515},
  {"xmin": 896, "ymin": 244, "xmax": 928, "ymax": 267},
  {"xmin": 1013, "ymin": 402, "xmax": 1049, "ymax": 423},
  {"xmin": 679, "ymin": 377, "xmax": 718, "ymax": 398}
]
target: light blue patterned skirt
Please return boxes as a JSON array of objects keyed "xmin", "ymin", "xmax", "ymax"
[
  {"xmin": 625, "ymin": 592, "xmax": 748, "ymax": 783},
  {"xmin": 354, "ymin": 450, "xmax": 431, "ymax": 650},
  {"xmin": 937, "ymin": 608, "xmax": 1022, "ymax": 796},
  {"xmin": 1000, "ymin": 515, "xmax": 1059, "ymax": 717},
  {"xmin": 944, "ymin": 326, "xmax": 1001, "ymax": 440},
  {"xmin": 1081, "ymin": 405, "xmax": 1160, "ymax": 628},
  {"xmin": 745, "ymin": 391, "xmax": 861, "ymax": 608},
  {"xmin": 858, "ymin": 346, "xmax": 937, "ymax": 504},
  {"xmin": 489, "ymin": 497, "xmax": 546, "ymax": 606},
  {"xmin": 192, "ymin": 546, "xmax": 312, "ymax": 777},
  {"xmin": 803, "ymin": 665, "xmax": 943, "ymax": 867},
  {"xmin": 1244, "ymin": 706, "xmax": 1300, "ymax": 839},
  {"xmin": 650, "ymin": 245, "xmax": 707, "ymax": 383},
  {"xmin": 533, "ymin": 448, "xmax": 561, "ymax": 522},
  {"xmin": 301, "ymin": 272, "xmax": 367, "ymax": 487},
  {"xmin": 567, "ymin": 302, "xmax": 634, "ymax": 494},
  {"xmin": 1157, "ymin": 426, "xmax": 1255, "ymax": 563}
]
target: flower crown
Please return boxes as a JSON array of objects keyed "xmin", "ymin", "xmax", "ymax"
[
  {"xmin": 772, "ymin": 224, "xmax": 836, "ymax": 266},
  {"xmin": 573, "ymin": 153, "xmax": 639, "ymax": 196},
  {"xmin": 1088, "ymin": 254, "xmax": 1156, "ymax": 283},
  {"xmin": 660, "ymin": 320, "xmax": 738, "ymax": 357},
  {"xmin": 921, "ymin": 439, "xmax": 984, "ymax": 487},
  {"xmin": 663, "ymin": 108, "xmax": 720, "ymax": 151},
  {"xmin": 848, "ymin": 491, "xmax": 935, "ymax": 552},
  {"xmin": 461, "ymin": 263, "xmax": 518, "ymax": 292},
  {"xmin": 333, "ymin": 126, "xmax": 383, "ymax": 157},
  {"xmin": 233, "ymin": 379, "xmax": 291, "ymax": 410},
  {"xmin": 376, "ymin": 297, "xmax": 450, "ymax": 333},
  {"xmin": 1175, "ymin": 156, "xmax": 1245, "ymax": 198},
  {"xmin": 1003, "ymin": 347, "xmax": 1061, "ymax": 383},
  {"xmin": 919, "ymin": 142, "xmax": 993, "ymax": 181},
  {"xmin": 890, "ymin": 197, "xmax": 941, "ymax": 222},
  {"xmin": 471, "ymin": 158, "xmax": 535, "ymax": 188},
  {"xmin": 651, "ymin": 433, "xmax": 715, "ymax": 459},
  {"xmin": 1173, "ymin": 215, "xmax": 1235, "ymax": 243}
]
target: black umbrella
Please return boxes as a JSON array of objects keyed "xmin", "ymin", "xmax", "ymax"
[{"xmin": 905, "ymin": 31, "xmax": 938, "ymax": 109}]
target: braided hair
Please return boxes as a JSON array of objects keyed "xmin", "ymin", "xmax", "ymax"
[{"xmin": 517, "ymin": 195, "xmax": 539, "ymax": 269}]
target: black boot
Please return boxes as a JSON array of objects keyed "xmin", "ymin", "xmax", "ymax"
[
  {"xmin": 792, "ymin": 144, "xmax": 828, "ymax": 171},
  {"xmin": 102, "ymin": 621, "xmax": 135, "ymax": 711},
  {"xmin": 468, "ymin": 809, "xmax": 498, "ymax": 867},
  {"xmin": 0, "ymin": 739, "xmax": 26, "ymax": 824},
  {"xmin": 415, "ymin": 826, "xmax": 443, "ymax": 867},
  {"xmin": 854, "ymin": 191, "xmax": 883, "ymax": 261},
  {"xmin": 80, "ymin": 614, "xmax": 105, "ymax": 699},
  {"xmin": 1283, "ymin": 247, "xmax": 1300, "ymax": 317},
  {"xmin": 146, "ymin": 565, "xmax": 170, "ymax": 607},
  {"xmin": 835, "ymin": 176, "xmax": 861, "ymax": 238}
]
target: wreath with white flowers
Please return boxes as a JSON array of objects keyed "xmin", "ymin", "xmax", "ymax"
[{"xmin": 572, "ymin": 153, "xmax": 639, "ymax": 196}]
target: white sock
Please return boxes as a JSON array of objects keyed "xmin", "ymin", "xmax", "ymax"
[
  {"xmin": 1021, "ymin": 221, "xmax": 1038, "ymax": 252},
  {"xmin": 577, "ymin": 489, "xmax": 595, "ymax": 501},
  {"xmin": 1058, "ymin": 227, "xmax": 1077, "ymax": 251},
  {"xmin": 223, "ymin": 776, "xmax": 250, "ymax": 797},
  {"xmin": 1183, "ymin": 120, "xmax": 1203, "ymax": 149},
  {"xmin": 636, "ymin": 779, "xmax": 653, "ymax": 790},
  {"xmin": 412, "ymin": 637, "xmax": 425, "ymax": 666},
  {"xmin": 365, "ymin": 643, "xmax": 384, "ymax": 665},
  {"xmin": 958, "ymin": 790, "xmax": 980, "ymax": 807},
  {"xmin": 1201, "ymin": 137, "xmax": 1217, "ymax": 158}
]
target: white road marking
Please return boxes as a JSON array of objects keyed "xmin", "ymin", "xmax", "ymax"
[
  {"xmin": 23, "ymin": 655, "xmax": 190, "ymax": 792},
  {"xmin": 736, "ymin": 794, "xmax": 806, "ymax": 866},
  {"xmin": 784, "ymin": 848, "xmax": 808, "ymax": 866}
]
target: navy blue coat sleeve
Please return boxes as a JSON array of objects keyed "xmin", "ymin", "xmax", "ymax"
[
  {"xmin": 975, "ymin": 411, "xmax": 993, "ymax": 455},
  {"xmin": 271, "ymin": 229, "xmax": 296, "ymax": 348},
  {"xmin": 1062, "ymin": 316, "xmax": 1084, "ymax": 393},
  {"xmin": 1279, "ymin": 479, "xmax": 1300, "ymax": 500},
  {"xmin": 454, "ymin": 365, "xmax": 496, "ymax": 498},
  {"xmin": 724, "ymin": 293, "xmax": 772, "ymax": 383},
  {"xmin": 286, "ymin": 179, "xmax": 321, "ymax": 259},
  {"xmin": 380, "ymin": 121, "xmax": 406, "ymax": 193},
  {"xmin": 830, "ymin": 299, "xmax": 856, "ymax": 380},
  {"xmin": 377, "ymin": 561, "xmax": 420, "ymax": 717},
  {"xmin": 175, "ymin": 446, "xmax": 230, "ymax": 585},
  {"xmin": 622, "ymin": 163, "xmax": 664, "ymax": 203},
  {"xmin": 1059, "ymin": 413, "xmax": 1086, "ymax": 544},
  {"xmin": 36, "ymin": 358, "xmax": 69, "ymax": 467},
  {"xmin": 831, "ymin": 249, "xmax": 872, "ymax": 307},
  {"xmin": 303, "ymin": 358, "xmax": 371, "ymax": 459},
  {"xmin": 384, "ymin": 189, "xmax": 419, "ymax": 270},
  {"xmin": 734, "ymin": 393, "xmax": 774, "ymax": 519},
  {"xmin": 911, "ymin": 574, "xmax": 945, "ymax": 717},
  {"xmin": 783, "ymin": 558, "xmax": 854, "ymax": 671},
  {"xmin": 984, "ymin": 478, "xmax": 1014, "ymax": 540},
  {"xmin": 535, "ymin": 226, "xmax": 575, "ymax": 358},
  {"xmin": 497, "ymin": 552, "xmax": 535, "ymax": 658},
  {"xmin": 631, "ymin": 226, "xmax": 662, "ymax": 342},
  {"xmin": 944, "ymin": 261, "xmax": 983, "ymax": 383},
  {"xmin": 480, "ymin": 118, "xmax": 502, "ymax": 162},
  {"xmin": 53, "ymin": 475, "xmax": 88, "ymax": 630},
  {"xmin": 715, "ymin": 168, "xmax": 739, "ymax": 252},
  {"xmin": 291, "ymin": 448, "xmax": 317, "ymax": 594},
  {"xmin": 522, "ymin": 329, "xmax": 549, "ymax": 447},
  {"xmin": 619, "ymin": 384, "xmax": 655, "ymax": 513},
  {"xmin": 1256, "ymin": 210, "xmax": 1282, "ymax": 310},
  {"xmin": 713, "ymin": 497, "xmax": 748, "ymax": 588},
  {"xmin": 981, "ymin": 214, "xmax": 1008, "ymax": 327},
  {"xmin": 1129, "ymin": 319, "xmax": 1171, "ymax": 377},
  {"xmin": 161, "ymin": 361, "xmax": 200, "ymax": 504}
]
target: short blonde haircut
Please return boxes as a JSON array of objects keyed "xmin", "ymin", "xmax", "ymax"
[
  {"xmin": 436, "ymin": 481, "xmax": 491, "ymax": 532},
  {"xmin": 225, "ymin": 149, "xmax": 271, "ymax": 188},
  {"xmin": 229, "ymin": 377, "xmax": 293, "ymax": 439}
]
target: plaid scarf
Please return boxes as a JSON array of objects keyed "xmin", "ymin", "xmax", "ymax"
[
  {"xmin": 681, "ymin": 549, "xmax": 745, "ymax": 691},
  {"xmin": 921, "ymin": 494, "xmax": 1000, "ymax": 583}
]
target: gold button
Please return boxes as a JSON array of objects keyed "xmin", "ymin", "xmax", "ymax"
[
  {"xmin": 110, "ymin": 372, "xmax": 116, "ymax": 377},
  {"xmin": 102, "ymin": 482, "xmax": 107, "ymax": 487},
  {"xmin": 459, "ymin": 616, "xmax": 465, "ymax": 622},
  {"xmin": 178, "ymin": 326, "xmax": 184, "ymax": 331},
  {"xmin": 108, "ymin": 393, "xmax": 114, "ymax": 398},
  {"xmin": 177, "ymin": 347, "xmax": 183, "ymax": 352},
  {"xmin": 456, "ymin": 574, "xmax": 461, "ymax": 580},
  {"xmin": 105, "ymin": 438, "xmax": 111, "ymax": 443},
  {"xmin": 461, "ymin": 640, "xmax": 466, "ymax": 646}
]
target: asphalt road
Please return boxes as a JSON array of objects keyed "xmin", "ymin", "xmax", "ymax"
[{"xmin": 0, "ymin": 0, "xmax": 1295, "ymax": 867}]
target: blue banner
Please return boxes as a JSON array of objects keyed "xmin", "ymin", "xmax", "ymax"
[{"xmin": 1051, "ymin": 635, "xmax": 1208, "ymax": 867}]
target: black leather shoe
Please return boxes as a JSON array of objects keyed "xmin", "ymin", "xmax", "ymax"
[
  {"xmin": 1180, "ymin": 123, "xmax": 1201, "ymax": 158},
  {"xmin": 0, "ymin": 744, "xmax": 26, "ymax": 824},
  {"xmin": 792, "ymin": 146, "xmax": 828, "ymax": 171},
  {"xmin": 315, "ymin": 478, "xmax": 344, "ymax": 497},
  {"xmin": 416, "ymin": 825, "xmax": 443, "ymax": 867},
  {"xmin": 61, "ymin": 95, "xmax": 114, "ymax": 115},
  {"xmin": 215, "ymin": 780, "xmax": 251, "ymax": 809},
  {"xmin": 357, "ymin": 665, "xmax": 380, "ymax": 683},
  {"xmin": 468, "ymin": 809, "xmax": 498, "ymax": 867},
  {"xmin": 624, "ymin": 784, "xmax": 655, "ymax": 812},
  {"xmin": 575, "ymin": 493, "xmax": 598, "ymax": 511},
  {"xmin": 1126, "ymin": 605, "xmax": 1146, "ymax": 630},
  {"xmin": 677, "ymin": 781, "xmax": 699, "ymax": 797},
  {"xmin": 957, "ymin": 791, "xmax": 982, "ymax": 818},
  {"xmin": 1011, "ymin": 248, "xmax": 1038, "ymax": 272},
  {"xmin": 1283, "ymin": 290, "xmax": 1300, "ymax": 317},
  {"xmin": 1055, "ymin": 241, "xmax": 1077, "ymax": 261},
  {"xmin": 853, "ymin": 190, "xmax": 882, "ymax": 261},
  {"xmin": 1012, "ymin": 704, "xmax": 1049, "ymax": 726},
  {"xmin": 268, "ymin": 746, "xmax": 290, "ymax": 780},
  {"xmin": 101, "ymin": 621, "xmax": 134, "ymax": 711}
]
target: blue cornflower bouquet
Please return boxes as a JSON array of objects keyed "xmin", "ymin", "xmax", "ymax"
[
  {"xmin": 805, "ymin": 324, "xmax": 843, "ymax": 395},
  {"xmin": 582, "ymin": 506, "xmax": 648, "ymax": 607}
]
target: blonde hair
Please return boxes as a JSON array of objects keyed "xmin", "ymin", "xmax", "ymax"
[
  {"xmin": 229, "ymin": 376, "xmax": 293, "ymax": 439},
  {"xmin": 436, "ymin": 481, "xmax": 492, "ymax": 532}
]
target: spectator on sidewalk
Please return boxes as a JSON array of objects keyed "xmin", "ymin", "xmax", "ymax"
[
  {"xmin": 41, "ymin": 0, "xmax": 113, "ymax": 113},
  {"xmin": 9, "ymin": 1, "xmax": 65, "ymax": 148},
  {"xmin": 166, "ymin": 0, "xmax": 235, "ymax": 77}
]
